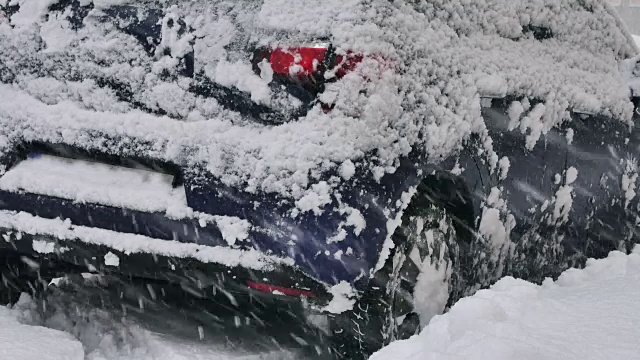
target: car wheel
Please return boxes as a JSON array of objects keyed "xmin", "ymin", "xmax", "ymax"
[{"xmin": 330, "ymin": 203, "xmax": 459, "ymax": 359}]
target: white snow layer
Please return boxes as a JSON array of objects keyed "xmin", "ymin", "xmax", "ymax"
[
  {"xmin": 0, "ymin": 0, "xmax": 637, "ymax": 208},
  {"xmin": 372, "ymin": 246, "xmax": 640, "ymax": 360}
]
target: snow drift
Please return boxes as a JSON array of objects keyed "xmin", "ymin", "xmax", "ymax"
[{"xmin": 371, "ymin": 246, "xmax": 640, "ymax": 360}]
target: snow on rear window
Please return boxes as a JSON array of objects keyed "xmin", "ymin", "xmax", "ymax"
[{"xmin": 0, "ymin": 0, "xmax": 637, "ymax": 207}]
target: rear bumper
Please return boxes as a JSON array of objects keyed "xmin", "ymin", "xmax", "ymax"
[
  {"xmin": 0, "ymin": 209, "xmax": 332, "ymax": 308},
  {"xmin": 0, "ymin": 142, "xmax": 428, "ymax": 290}
]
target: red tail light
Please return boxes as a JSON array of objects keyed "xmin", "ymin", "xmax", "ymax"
[
  {"xmin": 252, "ymin": 45, "xmax": 383, "ymax": 113},
  {"xmin": 252, "ymin": 45, "xmax": 364, "ymax": 86},
  {"xmin": 269, "ymin": 47, "xmax": 329, "ymax": 76},
  {"xmin": 247, "ymin": 280, "xmax": 316, "ymax": 298}
]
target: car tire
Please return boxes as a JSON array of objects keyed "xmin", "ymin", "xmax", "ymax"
[{"xmin": 330, "ymin": 202, "xmax": 459, "ymax": 359}]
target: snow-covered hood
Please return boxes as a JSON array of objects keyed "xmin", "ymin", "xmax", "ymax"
[{"xmin": 0, "ymin": 0, "xmax": 637, "ymax": 210}]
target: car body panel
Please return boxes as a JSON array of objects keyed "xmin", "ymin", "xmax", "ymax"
[
  {"xmin": 0, "ymin": 0, "xmax": 638, "ymax": 300},
  {"xmin": 444, "ymin": 99, "xmax": 640, "ymax": 286},
  {"xmin": 0, "ymin": 141, "xmax": 424, "ymax": 290}
]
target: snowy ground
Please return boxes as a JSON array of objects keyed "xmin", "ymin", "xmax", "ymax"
[
  {"xmin": 0, "ymin": 299, "xmax": 83, "ymax": 360},
  {"xmin": 371, "ymin": 247, "xmax": 640, "ymax": 360},
  {"xmin": 1, "ymin": 248, "xmax": 639, "ymax": 360},
  {"xmin": 0, "ymin": 279, "xmax": 304, "ymax": 360}
]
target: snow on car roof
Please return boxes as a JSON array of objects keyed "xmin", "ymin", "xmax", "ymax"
[{"xmin": 0, "ymin": 0, "xmax": 637, "ymax": 211}]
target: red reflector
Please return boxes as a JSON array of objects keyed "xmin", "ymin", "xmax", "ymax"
[
  {"xmin": 269, "ymin": 47, "xmax": 328, "ymax": 76},
  {"xmin": 247, "ymin": 280, "xmax": 316, "ymax": 298}
]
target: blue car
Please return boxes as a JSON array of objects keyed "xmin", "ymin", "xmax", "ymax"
[{"xmin": 0, "ymin": 0, "xmax": 638, "ymax": 358}]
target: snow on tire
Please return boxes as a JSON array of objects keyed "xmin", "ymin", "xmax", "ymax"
[
  {"xmin": 393, "ymin": 207, "xmax": 457, "ymax": 328},
  {"xmin": 409, "ymin": 214, "xmax": 455, "ymax": 326}
]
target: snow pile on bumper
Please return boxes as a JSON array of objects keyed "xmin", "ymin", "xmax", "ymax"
[
  {"xmin": 0, "ymin": 211, "xmax": 294, "ymax": 271},
  {"xmin": 0, "ymin": 154, "xmax": 188, "ymax": 215},
  {"xmin": 371, "ymin": 246, "xmax": 640, "ymax": 360}
]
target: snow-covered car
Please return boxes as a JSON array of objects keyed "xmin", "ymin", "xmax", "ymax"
[{"xmin": 0, "ymin": 0, "xmax": 639, "ymax": 358}]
